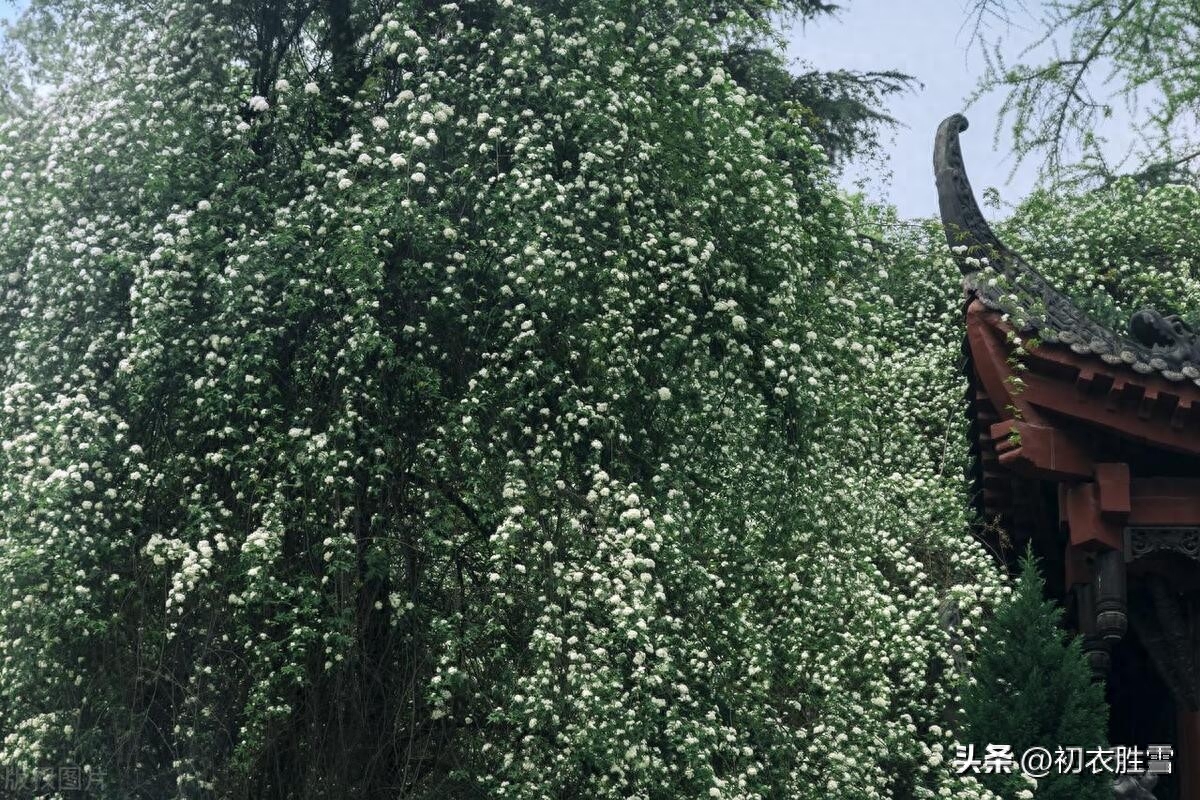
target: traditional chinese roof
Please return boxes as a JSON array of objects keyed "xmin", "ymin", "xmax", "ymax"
[
  {"xmin": 935, "ymin": 119, "xmax": 1200, "ymax": 792},
  {"xmin": 933, "ymin": 114, "xmax": 1200, "ymax": 385},
  {"xmin": 934, "ymin": 114, "xmax": 1200, "ymax": 550}
]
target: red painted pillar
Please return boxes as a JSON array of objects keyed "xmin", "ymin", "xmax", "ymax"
[{"xmin": 1178, "ymin": 708, "xmax": 1200, "ymax": 800}]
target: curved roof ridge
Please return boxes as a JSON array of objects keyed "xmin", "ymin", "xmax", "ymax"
[{"xmin": 933, "ymin": 114, "xmax": 1200, "ymax": 384}]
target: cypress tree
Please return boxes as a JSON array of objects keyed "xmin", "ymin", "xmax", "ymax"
[{"xmin": 959, "ymin": 546, "xmax": 1110, "ymax": 800}]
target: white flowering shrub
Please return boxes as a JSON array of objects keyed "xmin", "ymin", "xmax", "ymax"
[
  {"xmin": 1001, "ymin": 181, "xmax": 1200, "ymax": 325},
  {"xmin": 0, "ymin": 1, "xmax": 1004, "ymax": 798}
]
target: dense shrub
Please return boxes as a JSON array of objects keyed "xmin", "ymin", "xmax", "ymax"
[
  {"xmin": 1001, "ymin": 181, "xmax": 1200, "ymax": 328},
  {"xmin": 0, "ymin": 1, "xmax": 1003, "ymax": 797}
]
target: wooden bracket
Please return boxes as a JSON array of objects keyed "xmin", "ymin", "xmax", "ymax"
[
  {"xmin": 1061, "ymin": 482, "xmax": 1125, "ymax": 551},
  {"xmin": 990, "ymin": 419, "xmax": 1093, "ymax": 480},
  {"xmin": 1095, "ymin": 462, "xmax": 1131, "ymax": 519}
]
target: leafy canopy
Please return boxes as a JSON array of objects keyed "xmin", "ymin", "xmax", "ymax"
[
  {"xmin": 971, "ymin": 0, "xmax": 1200, "ymax": 188},
  {"xmin": 0, "ymin": 0, "xmax": 1002, "ymax": 798}
]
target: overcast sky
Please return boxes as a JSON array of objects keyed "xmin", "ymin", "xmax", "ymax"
[
  {"xmin": 783, "ymin": 0, "xmax": 1059, "ymax": 219},
  {"xmin": 786, "ymin": 1, "xmax": 1154, "ymax": 220}
]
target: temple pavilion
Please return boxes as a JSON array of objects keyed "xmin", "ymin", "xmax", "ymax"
[{"xmin": 935, "ymin": 114, "xmax": 1200, "ymax": 800}]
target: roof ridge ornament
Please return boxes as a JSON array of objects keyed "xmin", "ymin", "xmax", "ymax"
[
  {"xmin": 933, "ymin": 113, "xmax": 1200, "ymax": 381},
  {"xmin": 933, "ymin": 113, "xmax": 1006, "ymax": 269},
  {"xmin": 1129, "ymin": 308, "xmax": 1200, "ymax": 367}
]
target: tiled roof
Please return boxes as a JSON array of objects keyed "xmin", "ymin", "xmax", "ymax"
[{"xmin": 934, "ymin": 114, "xmax": 1200, "ymax": 386}]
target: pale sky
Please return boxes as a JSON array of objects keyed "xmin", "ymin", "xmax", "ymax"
[{"xmin": 785, "ymin": 0, "xmax": 1138, "ymax": 219}]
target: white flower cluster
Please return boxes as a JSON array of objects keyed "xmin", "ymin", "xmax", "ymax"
[{"xmin": 0, "ymin": 1, "xmax": 1011, "ymax": 798}]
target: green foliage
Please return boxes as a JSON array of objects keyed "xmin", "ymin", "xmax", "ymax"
[
  {"xmin": 709, "ymin": 1, "xmax": 920, "ymax": 170},
  {"xmin": 707, "ymin": 0, "xmax": 841, "ymax": 19},
  {"xmin": 999, "ymin": 179, "xmax": 1200, "ymax": 331},
  {"xmin": 959, "ymin": 547, "xmax": 1110, "ymax": 800},
  {"xmin": 721, "ymin": 43, "xmax": 918, "ymax": 168},
  {"xmin": 0, "ymin": 1, "xmax": 1003, "ymax": 798},
  {"xmin": 971, "ymin": 0, "xmax": 1200, "ymax": 187}
]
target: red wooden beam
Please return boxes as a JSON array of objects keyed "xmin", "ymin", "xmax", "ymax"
[
  {"xmin": 965, "ymin": 307, "xmax": 1200, "ymax": 457},
  {"xmin": 966, "ymin": 300, "xmax": 1045, "ymax": 424},
  {"xmin": 989, "ymin": 419, "xmax": 1093, "ymax": 480},
  {"xmin": 1128, "ymin": 478, "xmax": 1200, "ymax": 526},
  {"xmin": 1015, "ymin": 368, "xmax": 1200, "ymax": 456}
]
